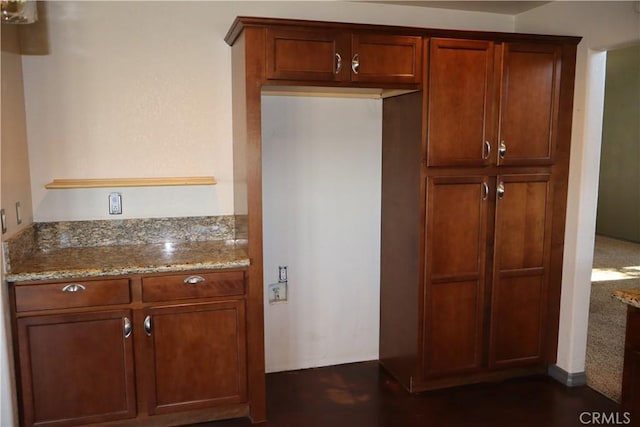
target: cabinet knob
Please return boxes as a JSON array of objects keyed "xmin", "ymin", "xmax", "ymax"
[
  {"xmin": 61, "ymin": 283, "xmax": 86, "ymax": 293},
  {"xmin": 351, "ymin": 53, "xmax": 359, "ymax": 74},
  {"xmin": 499, "ymin": 141, "xmax": 507, "ymax": 159},
  {"xmin": 184, "ymin": 275, "xmax": 206, "ymax": 285},
  {"xmin": 335, "ymin": 53, "xmax": 343, "ymax": 74},
  {"xmin": 144, "ymin": 315, "xmax": 152, "ymax": 336}
]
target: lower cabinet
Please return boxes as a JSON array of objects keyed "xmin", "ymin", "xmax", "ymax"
[
  {"xmin": 143, "ymin": 301, "xmax": 247, "ymax": 415},
  {"xmin": 398, "ymin": 172, "xmax": 554, "ymax": 389},
  {"xmin": 16, "ymin": 310, "xmax": 137, "ymax": 427},
  {"xmin": 10, "ymin": 270, "xmax": 248, "ymax": 427}
]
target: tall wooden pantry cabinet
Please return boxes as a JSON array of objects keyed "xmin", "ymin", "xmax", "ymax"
[{"xmin": 380, "ymin": 35, "xmax": 579, "ymax": 391}]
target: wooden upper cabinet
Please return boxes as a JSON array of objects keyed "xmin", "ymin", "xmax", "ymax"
[
  {"xmin": 427, "ymin": 39, "xmax": 495, "ymax": 167},
  {"xmin": 266, "ymin": 28, "xmax": 349, "ymax": 82},
  {"xmin": 265, "ymin": 27, "xmax": 422, "ymax": 84},
  {"xmin": 497, "ymin": 43, "xmax": 561, "ymax": 166},
  {"xmin": 351, "ymin": 33, "xmax": 422, "ymax": 84},
  {"xmin": 427, "ymin": 39, "xmax": 562, "ymax": 167}
]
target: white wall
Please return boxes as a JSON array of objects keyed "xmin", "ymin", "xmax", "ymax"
[
  {"xmin": 20, "ymin": 1, "xmax": 513, "ymax": 221},
  {"xmin": 262, "ymin": 95, "xmax": 382, "ymax": 371},
  {"xmin": 516, "ymin": 1, "xmax": 640, "ymax": 375}
]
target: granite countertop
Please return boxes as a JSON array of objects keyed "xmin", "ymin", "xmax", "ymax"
[
  {"xmin": 612, "ymin": 289, "xmax": 640, "ymax": 309},
  {"xmin": 3, "ymin": 217, "xmax": 250, "ymax": 282},
  {"xmin": 6, "ymin": 240, "xmax": 250, "ymax": 282}
]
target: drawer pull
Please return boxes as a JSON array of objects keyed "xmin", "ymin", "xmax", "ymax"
[
  {"xmin": 183, "ymin": 275, "xmax": 206, "ymax": 285},
  {"xmin": 61, "ymin": 283, "xmax": 86, "ymax": 293}
]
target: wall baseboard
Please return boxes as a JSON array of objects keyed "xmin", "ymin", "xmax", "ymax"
[{"xmin": 547, "ymin": 364, "xmax": 587, "ymax": 387}]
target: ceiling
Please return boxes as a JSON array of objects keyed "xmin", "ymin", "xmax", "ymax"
[{"xmin": 369, "ymin": 1, "xmax": 551, "ymax": 15}]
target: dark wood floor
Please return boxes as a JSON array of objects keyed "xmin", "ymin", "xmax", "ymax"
[{"xmin": 195, "ymin": 361, "xmax": 620, "ymax": 427}]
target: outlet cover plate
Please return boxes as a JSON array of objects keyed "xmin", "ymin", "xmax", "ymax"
[{"xmin": 268, "ymin": 282, "xmax": 288, "ymax": 304}]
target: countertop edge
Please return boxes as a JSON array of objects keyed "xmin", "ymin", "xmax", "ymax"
[{"xmin": 6, "ymin": 259, "xmax": 250, "ymax": 283}]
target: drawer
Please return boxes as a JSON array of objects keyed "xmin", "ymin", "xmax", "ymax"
[
  {"xmin": 142, "ymin": 271, "xmax": 245, "ymax": 302},
  {"xmin": 14, "ymin": 278, "xmax": 131, "ymax": 312}
]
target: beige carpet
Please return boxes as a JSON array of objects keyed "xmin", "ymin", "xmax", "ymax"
[{"xmin": 586, "ymin": 235, "xmax": 640, "ymax": 402}]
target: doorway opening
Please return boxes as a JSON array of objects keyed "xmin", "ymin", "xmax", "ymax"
[{"xmin": 586, "ymin": 44, "xmax": 640, "ymax": 402}]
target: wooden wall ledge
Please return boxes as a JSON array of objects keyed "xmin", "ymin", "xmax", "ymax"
[{"xmin": 45, "ymin": 177, "xmax": 217, "ymax": 189}]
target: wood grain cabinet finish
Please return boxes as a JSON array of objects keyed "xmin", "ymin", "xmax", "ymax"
[
  {"xmin": 422, "ymin": 176, "xmax": 489, "ymax": 377},
  {"xmin": 265, "ymin": 27, "xmax": 422, "ymax": 84},
  {"xmin": 10, "ymin": 270, "xmax": 248, "ymax": 427},
  {"xmin": 16, "ymin": 310, "xmax": 136, "ymax": 427},
  {"xmin": 426, "ymin": 39, "xmax": 495, "ymax": 167},
  {"xmin": 143, "ymin": 301, "xmax": 247, "ymax": 415},
  {"xmin": 489, "ymin": 174, "xmax": 553, "ymax": 367},
  {"xmin": 379, "ymin": 34, "xmax": 578, "ymax": 391},
  {"xmin": 426, "ymin": 39, "xmax": 561, "ymax": 167}
]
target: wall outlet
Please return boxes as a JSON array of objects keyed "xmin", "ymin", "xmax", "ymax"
[
  {"xmin": 278, "ymin": 266, "xmax": 288, "ymax": 282},
  {"xmin": 108, "ymin": 192, "xmax": 122, "ymax": 215},
  {"xmin": 268, "ymin": 282, "xmax": 288, "ymax": 304}
]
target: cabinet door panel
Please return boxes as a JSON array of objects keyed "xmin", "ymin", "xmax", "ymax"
[
  {"xmin": 17, "ymin": 310, "xmax": 136, "ymax": 427},
  {"xmin": 265, "ymin": 28, "xmax": 349, "ymax": 82},
  {"xmin": 490, "ymin": 275, "xmax": 545, "ymax": 364},
  {"xmin": 424, "ymin": 280, "xmax": 484, "ymax": 375},
  {"xmin": 495, "ymin": 179, "xmax": 549, "ymax": 270},
  {"xmin": 423, "ymin": 177, "xmax": 488, "ymax": 377},
  {"xmin": 145, "ymin": 301, "xmax": 247, "ymax": 415},
  {"xmin": 428, "ymin": 177, "xmax": 488, "ymax": 278},
  {"xmin": 490, "ymin": 174, "xmax": 552, "ymax": 367},
  {"xmin": 351, "ymin": 34, "xmax": 422, "ymax": 84},
  {"xmin": 427, "ymin": 39, "xmax": 494, "ymax": 167},
  {"xmin": 498, "ymin": 43, "xmax": 561, "ymax": 165}
]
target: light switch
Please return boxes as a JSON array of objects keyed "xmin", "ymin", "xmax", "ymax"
[{"xmin": 108, "ymin": 193, "xmax": 122, "ymax": 215}]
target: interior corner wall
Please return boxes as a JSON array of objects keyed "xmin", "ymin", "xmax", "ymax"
[
  {"xmin": 515, "ymin": 1, "xmax": 640, "ymax": 375},
  {"xmin": 596, "ymin": 44, "xmax": 640, "ymax": 243}
]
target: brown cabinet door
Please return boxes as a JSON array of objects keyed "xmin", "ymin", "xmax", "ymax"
[
  {"xmin": 351, "ymin": 33, "xmax": 422, "ymax": 84},
  {"xmin": 422, "ymin": 176, "xmax": 489, "ymax": 377},
  {"xmin": 497, "ymin": 43, "xmax": 561, "ymax": 166},
  {"xmin": 265, "ymin": 28, "xmax": 350, "ymax": 82},
  {"xmin": 17, "ymin": 310, "xmax": 136, "ymax": 427},
  {"xmin": 490, "ymin": 174, "xmax": 552, "ymax": 367},
  {"xmin": 427, "ymin": 38, "xmax": 495, "ymax": 167},
  {"xmin": 144, "ymin": 300, "xmax": 247, "ymax": 415}
]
